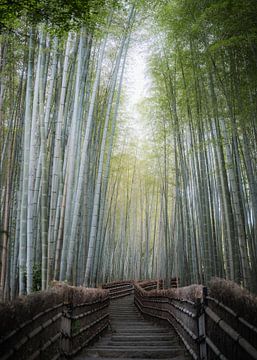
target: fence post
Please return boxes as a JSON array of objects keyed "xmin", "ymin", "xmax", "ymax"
[
  {"xmin": 197, "ymin": 286, "xmax": 207, "ymax": 360},
  {"xmin": 61, "ymin": 293, "xmax": 73, "ymax": 358}
]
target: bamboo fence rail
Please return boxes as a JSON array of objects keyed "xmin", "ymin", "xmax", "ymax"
[
  {"xmin": 134, "ymin": 281, "xmax": 257, "ymax": 360},
  {"xmin": 205, "ymin": 294, "xmax": 257, "ymax": 360},
  {"xmin": 1, "ymin": 280, "xmax": 257, "ymax": 360},
  {"xmin": 0, "ymin": 288, "xmax": 109, "ymax": 360},
  {"xmin": 102, "ymin": 280, "xmax": 134, "ymax": 299}
]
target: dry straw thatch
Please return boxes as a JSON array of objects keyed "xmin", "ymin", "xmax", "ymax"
[
  {"xmin": 209, "ymin": 277, "xmax": 257, "ymax": 327},
  {"xmin": 0, "ymin": 283, "xmax": 108, "ymax": 338},
  {"xmin": 136, "ymin": 281, "xmax": 203, "ymax": 302}
]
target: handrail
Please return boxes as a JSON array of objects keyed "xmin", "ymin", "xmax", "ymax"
[
  {"xmin": 102, "ymin": 280, "xmax": 134, "ymax": 299},
  {"xmin": 134, "ymin": 281, "xmax": 257, "ymax": 360},
  {"xmin": 205, "ymin": 306, "xmax": 257, "ymax": 360},
  {"xmin": 0, "ymin": 287, "xmax": 110, "ymax": 360},
  {"xmin": 1, "ymin": 280, "xmax": 257, "ymax": 360},
  {"xmin": 206, "ymin": 295, "xmax": 257, "ymax": 348},
  {"xmin": 134, "ymin": 282, "xmax": 199, "ymax": 359},
  {"xmin": 0, "ymin": 302, "xmax": 64, "ymax": 346}
]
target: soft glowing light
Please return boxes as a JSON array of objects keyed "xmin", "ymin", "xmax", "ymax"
[{"xmin": 123, "ymin": 39, "xmax": 150, "ymax": 143}]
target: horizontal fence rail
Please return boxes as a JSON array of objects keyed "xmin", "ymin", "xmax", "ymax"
[
  {"xmin": 205, "ymin": 295, "xmax": 257, "ymax": 360},
  {"xmin": 0, "ymin": 287, "xmax": 109, "ymax": 360},
  {"xmin": 134, "ymin": 281, "xmax": 257, "ymax": 360},
  {"xmin": 134, "ymin": 282, "xmax": 200, "ymax": 359},
  {"xmin": 62, "ymin": 296, "xmax": 110, "ymax": 358},
  {"xmin": 102, "ymin": 280, "xmax": 134, "ymax": 299},
  {"xmin": 1, "ymin": 280, "xmax": 257, "ymax": 360},
  {"xmin": 138, "ymin": 279, "xmax": 164, "ymax": 291},
  {"xmin": 0, "ymin": 302, "xmax": 64, "ymax": 360}
]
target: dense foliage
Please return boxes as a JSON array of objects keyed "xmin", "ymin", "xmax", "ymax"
[
  {"xmin": 0, "ymin": 0, "xmax": 136, "ymax": 299},
  {"xmin": 0, "ymin": 0, "xmax": 123, "ymax": 32},
  {"xmin": 146, "ymin": 0, "xmax": 257, "ymax": 289},
  {"xmin": 0, "ymin": 0, "xmax": 256, "ymax": 300},
  {"xmin": 97, "ymin": 0, "xmax": 257, "ymax": 292}
]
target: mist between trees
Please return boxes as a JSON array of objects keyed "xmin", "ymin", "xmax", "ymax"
[{"xmin": 0, "ymin": 0, "xmax": 257, "ymax": 300}]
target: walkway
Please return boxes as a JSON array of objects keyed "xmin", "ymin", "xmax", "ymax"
[{"xmin": 74, "ymin": 295, "xmax": 190, "ymax": 359}]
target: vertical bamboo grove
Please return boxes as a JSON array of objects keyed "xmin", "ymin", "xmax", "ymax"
[
  {"xmin": 1, "ymin": 0, "xmax": 257, "ymax": 299},
  {"xmin": 94, "ymin": 0, "xmax": 257, "ymax": 292},
  {"xmin": 139, "ymin": 0, "xmax": 257, "ymax": 290},
  {"xmin": 0, "ymin": 4, "xmax": 136, "ymax": 299}
]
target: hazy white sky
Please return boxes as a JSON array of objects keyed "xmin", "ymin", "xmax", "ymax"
[
  {"xmin": 122, "ymin": 38, "xmax": 151, "ymax": 145},
  {"xmin": 126, "ymin": 46, "xmax": 147, "ymax": 106}
]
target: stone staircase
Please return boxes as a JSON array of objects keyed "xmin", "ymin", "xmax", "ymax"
[{"xmin": 74, "ymin": 295, "xmax": 190, "ymax": 359}]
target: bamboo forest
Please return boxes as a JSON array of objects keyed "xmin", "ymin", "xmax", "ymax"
[{"xmin": 0, "ymin": 0, "xmax": 257, "ymax": 302}]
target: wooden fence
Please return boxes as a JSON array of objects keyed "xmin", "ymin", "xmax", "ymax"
[
  {"xmin": 102, "ymin": 280, "xmax": 134, "ymax": 299},
  {"xmin": 101, "ymin": 279, "xmax": 163, "ymax": 298},
  {"xmin": 205, "ymin": 291, "xmax": 257, "ymax": 360},
  {"xmin": 134, "ymin": 282, "xmax": 199, "ymax": 359},
  {"xmin": 134, "ymin": 281, "xmax": 257, "ymax": 360},
  {"xmin": 1, "ymin": 280, "xmax": 257, "ymax": 360},
  {"xmin": 0, "ymin": 286, "xmax": 109, "ymax": 360},
  {"xmin": 137, "ymin": 279, "xmax": 164, "ymax": 291}
]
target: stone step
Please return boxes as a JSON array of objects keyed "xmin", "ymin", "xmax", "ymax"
[
  {"xmin": 110, "ymin": 314, "xmax": 140, "ymax": 316},
  {"xmin": 75, "ymin": 357, "xmax": 187, "ymax": 360},
  {"xmin": 111, "ymin": 325, "xmax": 167, "ymax": 330},
  {"xmin": 110, "ymin": 309, "xmax": 137, "ymax": 312},
  {"xmin": 88, "ymin": 346, "xmax": 182, "ymax": 350},
  {"xmin": 111, "ymin": 329, "xmax": 172, "ymax": 334},
  {"xmin": 109, "ymin": 310, "xmax": 138, "ymax": 313},
  {"xmin": 110, "ymin": 335, "xmax": 174, "ymax": 342},
  {"xmin": 111, "ymin": 310, "xmax": 140, "ymax": 312},
  {"xmin": 111, "ymin": 320, "xmax": 143, "ymax": 322},
  {"xmin": 110, "ymin": 310, "xmax": 138, "ymax": 313},
  {"xmin": 73, "ymin": 294, "xmax": 189, "ymax": 360},
  {"xmin": 109, "ymin": 306, "xmax": 135, "ymax": 309},
  {"xmin": 109, "ymin": 306, "xmax": 137, "ymax": 308},
  {"xmin": 111, "ymin": 321, "xmax": 159, "ymax": 325},
  {"xmin": 110, "ymin": 318, "xmax": 143, "ymax": 321},
  {"xmin": 84, "ymin": 347, "xmax": 183, "ymax": 358},
  {"xmin": 110, "ymin": 306, "xmax": 136, "ymax": 308},
  {"xmin": 111, "ymin": 321, "xmax": 147, "ymax": 324},
  {"xmin": 110, "ymin": 314, "xmax": 144, "ymax": 321},
  {"xmin": 111, "ymin": 320, "xmax": 155, "ymax": 323},
  {"xmin": 110, "ymin": 304, "xmax": 136, "ymax": 306},
  {"xmin": 111, "ymin": 316, "xmax": 141, "ymax": 318},
  {"xmin": 111, "ymin": 328, "xmax": 168, "ymax": 333},
  {"xmin": 99, "ymin": 341, "xmax": 176, "ymax": 347},
  {"xmin": 98, "ymin": 335, "xmax": 175, "ymax": 342}
]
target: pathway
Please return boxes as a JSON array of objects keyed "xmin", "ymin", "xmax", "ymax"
[{"xmin": 74, "ymin": 295, "xmax": 190, "ymax": 359}]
